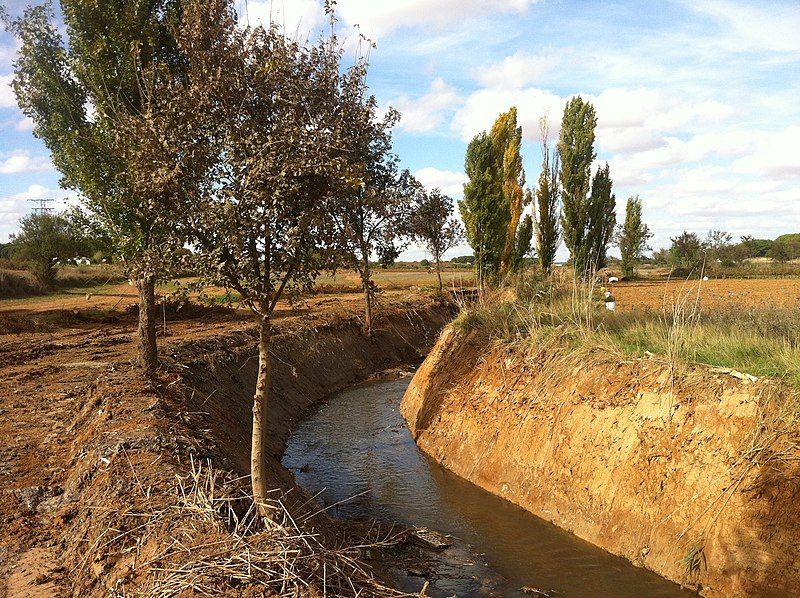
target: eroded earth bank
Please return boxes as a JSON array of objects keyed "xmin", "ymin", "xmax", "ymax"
[
  {"xmin": 1, "ymin": 295, "xmax": 451, "ymax": 596},
  {"xmin": 401, "ymin": 326, "xmax": 800, "ymax": 597}
]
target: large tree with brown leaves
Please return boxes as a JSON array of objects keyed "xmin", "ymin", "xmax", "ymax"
[{"xmin": 134, "ymin": 0, "xmax": 389, "ymax": 510}]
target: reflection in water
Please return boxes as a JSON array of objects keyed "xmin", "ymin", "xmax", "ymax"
[{"xmin": 283, "ymin": 377, "xmax": 695, "ymax": 597}]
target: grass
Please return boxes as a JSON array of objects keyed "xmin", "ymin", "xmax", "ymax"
[
  {"xmin": 315, "ymin": 268, "xmax": 475, "ymax": 292},
  {"xmin": 0, "ymin": 264, "xmax": 124, "ymax": 299},
  {"xmin": 454, "ymin": 273, "xmax": 800, "ymax": 388},
  {"xmin": 603, "ymin": 312, "xmax": 800, "ymax": 386}
]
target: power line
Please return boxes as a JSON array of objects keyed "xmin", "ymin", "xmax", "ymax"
[{"xmin": 26, "ymin": 198, "xmax": 57, "ymax": 215}]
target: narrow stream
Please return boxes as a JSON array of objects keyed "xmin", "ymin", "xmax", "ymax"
[{"xmin": 283, "ymin": 376, "xmax": 695, "ymax": 597}]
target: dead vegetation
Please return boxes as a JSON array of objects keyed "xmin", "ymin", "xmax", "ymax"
[
  {"xmin": 0, "ymin": 265, "xmax": 123, "ymax": 299},
  {"xmin": 111, "ymin": 457, "xmax": 409, "ymax": 597}
]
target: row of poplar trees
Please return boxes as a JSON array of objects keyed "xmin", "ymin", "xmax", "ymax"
[
  {"xmin": 460, "ymin": 97, "xmax": 619, "ymax": 282},
  {"xmin": 6, "ymin": 0, "xmax": 460, "ymax": 512}
]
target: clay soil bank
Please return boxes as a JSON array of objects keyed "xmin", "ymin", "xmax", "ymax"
[
  {"xmin": 1, "ymin": 293, "xmax": 452, "ymax": 596},
  {"xmin": 402, "ymin": 326, "xmax": 800, "ymax": 597}
]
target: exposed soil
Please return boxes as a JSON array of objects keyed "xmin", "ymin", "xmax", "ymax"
[
  {"xmin": 612, "ymin": 277, "xmax": 800, "ymax": 311},
  {"xmin": 402, "ymin": 326, "xmax": 800, "ymax": 597},
  {"xmin": 0, "ymin": 292, "xmax": 452, "ymax": 596}
]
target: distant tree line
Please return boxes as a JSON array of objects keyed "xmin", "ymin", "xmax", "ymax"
[{"xmin": 650, "ymin": 231, "xmax": 800, "ymax": 272}]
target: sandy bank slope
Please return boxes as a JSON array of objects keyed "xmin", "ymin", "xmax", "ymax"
[
  {"xmin": 1, "ymin": 296, "xmax": 451, "ymax": 597},
  {"xmin": 401, "ymin": 326, "xmax": 800, "ymax": 597}
]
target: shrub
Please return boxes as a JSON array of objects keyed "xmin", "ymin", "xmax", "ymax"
[{"xmin": 0, "ymin": 269, "xmax": 41, "ymax": 298}]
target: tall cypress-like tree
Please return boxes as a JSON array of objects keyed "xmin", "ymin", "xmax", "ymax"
[
  {"xmin": 459, "ymin": 132, "xmax": 508, "ymax": 285},
  {"xmin": 558, "ymin": 96, "xmax": 597, "ymax": 276},
  {"xmin": 534, "ymin": 116, "xmax": 561, "ymax": 274},
  {"xmin": 490, "ymin": 107, "xmax": 525, "ymax": 277},
  {"xmin": 586, "ymin": 163, "xmax": 616, "ymax": 271},
  {"xmin": 511, "ymin": 212, "xmax": 534, "ymax": 273},
  {"xmin": 616, "ymin": 196, "xmax": 652, "ymax": 278}
]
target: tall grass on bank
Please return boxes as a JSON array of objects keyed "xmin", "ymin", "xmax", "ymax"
[{"xmin": 453, "ymin": 274, "xmax": 800, "ymax": 388}]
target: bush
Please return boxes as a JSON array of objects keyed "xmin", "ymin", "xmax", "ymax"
[
  {"xmin": 9, "ymin": 213, "xmax": 86, "ymax": 289},
  {"xmin": 0, "ymin": 269, "xmax": 41, "ymax": 298},
  {"xmin": 451, "ymin": 255, "xmax": 475, "ymax": 265}
]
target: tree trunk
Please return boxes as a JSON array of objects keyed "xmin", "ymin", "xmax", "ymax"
[
  {"xmin": 436, "ymin": 259, "xmax": 443, "ymax": 293},
  {"xmin": 251, "ymin": 315, "xmax": 271, "ymax": 515},
  {"xmin": 362, "ymin": 258, "xmax": 372, "ymax": 336},
  {"xmin": 136, "ymin": 276, "xmax": 158, "ymax": 377},
  {"xmin": 363, "ymin": 283, "xmax": 373, "ymax": 337}
]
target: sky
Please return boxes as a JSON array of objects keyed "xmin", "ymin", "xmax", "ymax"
[{"xmin": 1, "ymin": 0, "xmax": 799, "ymax": 260}]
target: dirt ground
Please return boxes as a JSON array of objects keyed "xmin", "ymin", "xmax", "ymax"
[
  {"xmin": 0, "ymin": 268, "xmax": 474, "ymax": 314},
  {"xmin": 0, "ymin": 289, "xmax": 451, "ymax": 596},
  {"xmin": 611, "ymin": 277, "xmax": 800, "ymax": 311}
]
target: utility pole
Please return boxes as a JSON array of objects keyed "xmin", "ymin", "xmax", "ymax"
[{"xmin": 27, "ymin": 197, "xmax": 57, "ymax": 215}]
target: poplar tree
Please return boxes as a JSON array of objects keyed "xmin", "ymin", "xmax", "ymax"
[
  {"xmin": 558, "ymin": 96, "xmax": 597, "ymax": 276},
  {"xmin": 616, "ymin": 196, "xmax": 652, "ymax": 278},
  {"xmin": 460, "ymin": 132, "xmax": 508, "ymax": 285},
  {"xmin": 534, "ymin": 117, "xmax": 561, "ymax": 274},
  {"xmin": 491, "ymin": 107, "xmax": 525, "ymax": 277},
  {"xmin": 9, "ymin": 1, "xmax": 186, "ymax": 377},
  {"xmin": 585, "ymin": 163, "xmax": 616, "ymax": 271},
  {"xmin": 511, "ymin": 213, "xmax": 534, "ymax": 273}
]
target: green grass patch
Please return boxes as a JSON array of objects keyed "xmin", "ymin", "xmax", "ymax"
[{"xmin": 456, "ymin": 277, "xmax": 800, "ymax": 388}]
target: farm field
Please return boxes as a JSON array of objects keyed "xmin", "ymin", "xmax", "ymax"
[
  {"xmin": 612, "ymin": 277, "xmax": 800, "ymax": 311},
  {"xmin": 0, "ymin": 268, "xmax": 475, "ymax": 317}
]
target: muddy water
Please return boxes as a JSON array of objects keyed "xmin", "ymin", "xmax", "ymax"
[{"xmin": 283, "ymin": 376, "xmax": 695, "ymax": 597}]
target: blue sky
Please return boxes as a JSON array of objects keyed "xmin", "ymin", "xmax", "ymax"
[{"xmin": 1, "ymin": 0, "xmax": 799, "ymax": 260}]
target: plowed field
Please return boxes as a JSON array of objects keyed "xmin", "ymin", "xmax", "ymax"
[{"xmin": 613, "ymin": 277, "xmax": 800, "ymax": 312}]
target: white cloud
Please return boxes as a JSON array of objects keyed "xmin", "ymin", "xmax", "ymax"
[
  {"xmin": 15, "ymin": 116, "xmax": 34, "ymax": 132},
  {"xmin": 607, "ymin": 125, "xmax": 800, "ymax": 191},
  {"xmin": 0, "ymin": 185, "xmax": 80, "ymax": 242},
  {"xmin": 474, "ymin": 51, "xmax": 558, "ymax": 89},
  {"xmin": 337, "ymin": 0, "xmax": 538, "ymax": 37},
  {"xmin": 732, "ymin": 125, "xmax": 800, "ymax": 179},
  {"xmin": 390, "ymin": 78, "xmax": 461, "ymax": 133},
  {"xmin": 236, "ymin": 0, "xmax": 539, "ymax": 40},
  {"xmin": 413, "ymin": 166, "xmax": 466, "ymax": 197},
  {"xmin": 452, "ymin": 87, "xmax": 564, "ymax": 142},
  {"xmin": 0, "ymin": 73, "xmax": 17, "ymax": 108},
  {"xmin": 0, "ymin": 41, "xmax": 20, "ymax": 71},
  {"xmin": 0, "ymin": 153, "xmax": 53, "ymax": 174},
  {"xmin": 597, "ymin": 128, "xmax": 665, "ymax": 154},
  {"xmin": 239, "ymin": 0, "xmax": 326, "ymax": 35},
  {"xmin": 591, "ymin": 88, "xmax": 735, "ymax": 154},
  {"xmin": 689, "ymin": 0, "xmax": 800, "ymax": 54}
]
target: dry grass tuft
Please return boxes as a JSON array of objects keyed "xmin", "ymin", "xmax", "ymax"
[{"xmin": 116, "ymin": 457, "xmax": 411, "ymax": 597}]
